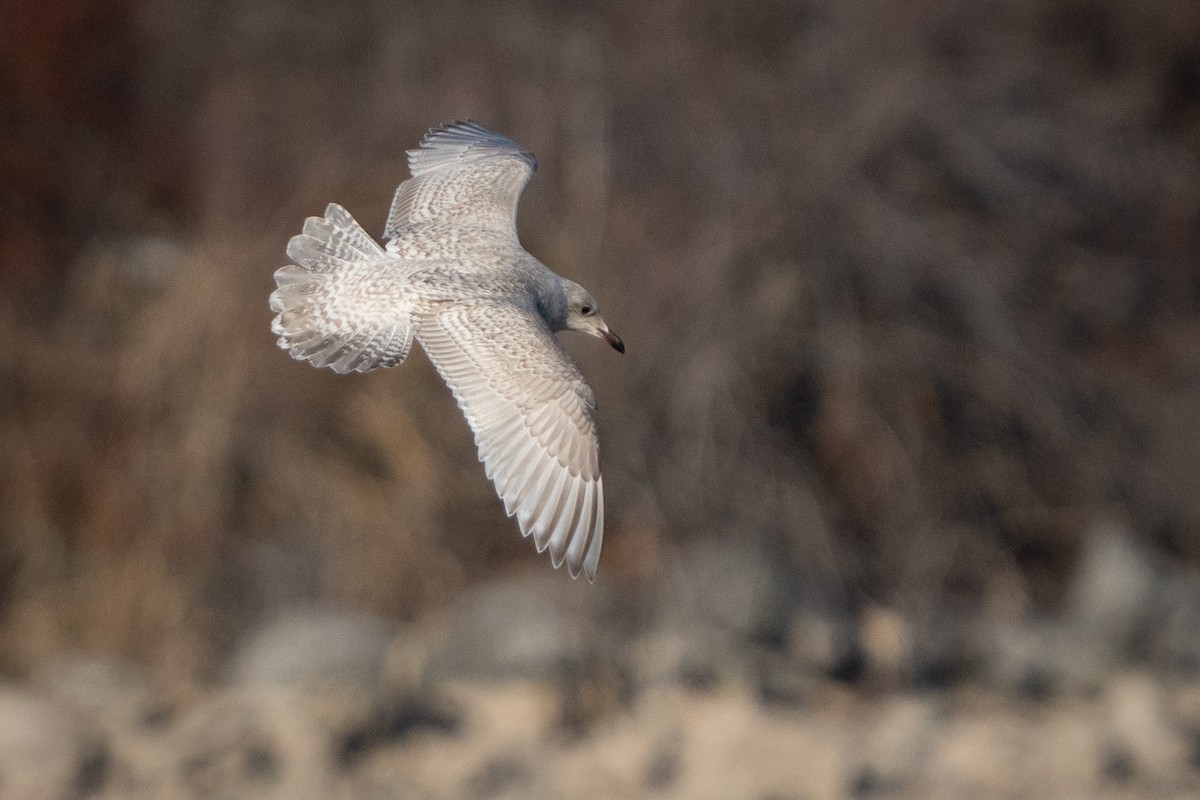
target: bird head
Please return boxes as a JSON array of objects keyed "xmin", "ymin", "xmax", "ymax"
[{"xmin": 562, "ymin": 281, "xmax": 624, "ymax": 353}]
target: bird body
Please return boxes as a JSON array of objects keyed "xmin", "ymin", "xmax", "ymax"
[{"xmin": 270, "ymin": 121, "xmax": 622, "ymax": 580}]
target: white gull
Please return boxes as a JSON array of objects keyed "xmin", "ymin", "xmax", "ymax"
[{"xmin": 270, "ymin": 121, "xmax": 623, "ymax": 580}]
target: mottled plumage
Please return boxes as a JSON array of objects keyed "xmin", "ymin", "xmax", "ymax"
[{"xmin": 270, "ymin": 121, "xmax": 623, "ymax": 580}]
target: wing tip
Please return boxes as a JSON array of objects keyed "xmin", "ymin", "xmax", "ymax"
[{"xmin": 407, "ymin": 119, "xmax": 538, "ymax": 175}]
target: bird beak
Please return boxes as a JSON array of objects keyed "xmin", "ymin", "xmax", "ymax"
[{"xmin": 601, "ymin": 326, "xmax": 625, "ymax": 353}]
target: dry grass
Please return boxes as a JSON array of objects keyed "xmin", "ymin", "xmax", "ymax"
[{"xmin": 1, "ymin": 0, "xmax": 1199, "ymax": 687}]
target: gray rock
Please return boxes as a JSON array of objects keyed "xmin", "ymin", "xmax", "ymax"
[
  {"xmin": 629, "ymin": 625, "xmax": 743, "ymax": 691},
  {"xmin": 1065, "ymin": 520, "xmax": 1162, "ymax": 659},
  {"xmin": 985, "ymin": 620, "xmax": 1108, "ymax": 695},
  {"xmin": 859, "ymin": 604, "xmax": 914, "ymax": 687},
  {"xmin": 1157, "ymin": 567, "xmax": 1200, "ymax": 671},
  {"xmin": 229, "ymin": 608, "xmax": 406, "ymax": 744},
  {"xmin": 785, "ymin": 604, "xmax": 865, "ymax": 686},
  {"xmin": 425, "ymin": 574, "xmax": 607, "ymax": 683},
  {"xmin": 1103, "ymin": 672, "xmax": 1188, "ymax": 779},
  {"xmin": 629, "ymin": 541, "xmax": 795, "ymax": 691},
  {"xmin": 0, "ymin": 687, "xmax": 97, "ymax": 800},
  {"xmin": 39, "ymin": 657, "xmax": 161, "ymax": 732},
  {"xmin": 978, "ymin": 522, "xmax": 1165, "ymax": 694},
  {"xmin": 786, "ymin": 611, "xmax": 844, "ymax": 677},
  {"xmin": 857, "ymin": 695, "xmax": 939, "ymax": 790},
  {"xmin": 231, "ymin": 608, "xmax": 394, "ymax": 694},
  {"xmin": 172, "ymin": 689, "xmax": 333, "ymax": 800},
  {"xmin": 669, "ymin": 540, "xmax": 788, "ymax": 639}
]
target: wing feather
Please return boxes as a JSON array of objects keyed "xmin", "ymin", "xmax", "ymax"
[
  {"xmin": 565, "ymin": 481, "xmax": 594, "ymax": 571},
  {"xmin": 417, "ymin": 300, "xmax": 604, "ymax": 580},
  {"xmin": 384, "ymin": 121, "xmax": 537, "ymax": 242}
]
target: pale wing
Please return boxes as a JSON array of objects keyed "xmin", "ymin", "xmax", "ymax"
[
  {"xmin": 417, "ymin": 300, "xmax": 604, "ymax": 580},
  {"xmin": 384, "ymin": 121, "xmax": 537, "ymax": 241}
]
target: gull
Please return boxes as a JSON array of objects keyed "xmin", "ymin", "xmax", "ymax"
[{"xmin": 269, "ymin": 121, "xmax": 623, "ymax": 581}]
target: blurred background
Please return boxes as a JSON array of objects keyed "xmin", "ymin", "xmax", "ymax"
[{"xmin": 3, "ymin": 0, "xmax": 1200, "ymax": 797}]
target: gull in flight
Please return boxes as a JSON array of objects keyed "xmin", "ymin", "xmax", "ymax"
[{"xmin": 270, "ymin": 121, "xmax": 623, "ymax": 580}]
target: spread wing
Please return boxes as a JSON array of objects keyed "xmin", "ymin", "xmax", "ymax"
[
  {"xmin": 384, "ymin": 121, "xmax": 538, "ymax": 241},
  {"xmin": 417, "ymin": 299, "xmax": 604, "ymax": 580}
]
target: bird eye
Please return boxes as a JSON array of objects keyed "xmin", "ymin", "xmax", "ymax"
[{"xmin": 580, "ymin": 304, "xmax": 593, "ymax": 315}]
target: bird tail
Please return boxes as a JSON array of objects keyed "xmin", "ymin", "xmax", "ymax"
[{"xmin": 270, "ymin": 203, "xmax": 414, "ymax": 374}]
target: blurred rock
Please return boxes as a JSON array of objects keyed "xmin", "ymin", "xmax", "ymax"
[
  {"xmin": 908, "ymin": 611, "xmax": 976, "ymax": 690},
  {"xmin": 926, "ymin": 691, "xmax": 1106, "ymax": 800},
  {"xmin": 1168, "ymin": 679, "xmax": 1200, "ymax": 735},
  {"xmin": 856, "ymin": 695, "xmax": 938, "ymax": 791},
  {"xmin": 860, "ymin": 604, "xmax": 913, "ymax": 686},
  {"xmin": 669, "ymin": 541, "xmax": 789, "ymax": 639},
  {"xmin": 463, "ymin": 754, "xmax": 535, "ymax": 799},
  {"xmin": 1103, "ymin": 671, "xmax": 1188, "ymax": 779},
  {"xmin": 978, "ymin": 521, "xmax": 1169, "ymax": 697},
  {"xmin": 752, "ymin": 650, "xmax": 819, "ymax": 706},
  {"xmin": 1024, "ymin": 702, "xmax": 1103, "ymax": 797},
  {"xmin": 756, "ymin": 606, "xmax": 859, "ymax": 703},
  {"xmin": 648, "ymin": 686, "xmax": 853, "ymax": 800},
  {"xmin": 232, "ymin": 608, "xmax": 394, "ymax": 693},
  {"xmin": 1065, "ymin": 520, "xmax": 1162, "ymax": 660},
  {"xmin": 172, "ymin": 689, "xmax": 332, "ymax": 800},
  {"xmin": 1158, "ymin": 567, "xmax": 1200, "ymax": 671},
  {"xmin": 925, "ymin": 709, "xmax": 1023, "ymax": 798},
  {"xmin": 231, "ymin": 607, "xmax": 401, "ymax": 742},
  {"xmin": 629, "ymin": 625, "xmax": 742, "ymax": 691},
  {"xmin": 0, "ymin": 687, "xmax": 98, "ymax": 800},
  {"xmin": 344, "ymin": 680, "xmax": 572, "ymax": 798},
  {"xmin": 784, "ymin": 605, "xmax": 869, "ymax": 684},
  {"xmin": 985, "ymin": 620, "xmax": 1107, "ymax": 696},
  {"xmin": 39, "ymin": 657, "xmax": 161, "ymax": 732},
  {"xmin": 630, "ymin": 541, "xmax": 794, "ymax": 691},
  {"xmin": 119, "ymin": 235, "xmax": 189, "ymax": 289},
  {"xmin": 786, "ymin": 610, "xmax": 844, "ymax": 676},
  {"xmin": 424, "ymin": 574, "xmax": 607, "ymax": 683}
]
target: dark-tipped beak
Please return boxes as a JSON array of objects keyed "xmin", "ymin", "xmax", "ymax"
[{"xmin": 602, "ymin": 328, "xmax": 625, "ymax": 353}]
